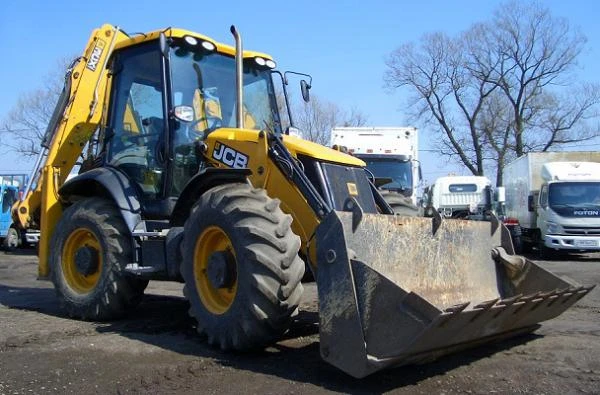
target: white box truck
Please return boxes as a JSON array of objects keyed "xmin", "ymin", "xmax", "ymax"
[
  {"xmin": 330, "ymin": 127, "xmax": 420, "ymax": 214},
  {"xmin": 503, "ymin": 152, "xmax": 600, "ymax": 257},
  {"xmin": 422, "ymin": 175, "xmax": 498, "ymax": 218}
]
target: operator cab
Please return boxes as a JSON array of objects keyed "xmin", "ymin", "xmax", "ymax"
[{"xmin": 102, "ymin": 34, "xmax": 281, "ymax": 218}]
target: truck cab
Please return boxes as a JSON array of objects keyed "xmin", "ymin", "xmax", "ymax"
[
  {"xmin": 423, "ymin": 175, "xmax": 496, "ymax": 219},
  {"xmin": 536, "ymin": 162, "xmax": 600, "ymax": 252},
  {"xmin": 330, "ymin": 127, "xmax": 420, "ymax": 205}
]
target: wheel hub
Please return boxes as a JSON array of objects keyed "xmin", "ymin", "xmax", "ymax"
[
  {"xmin": 207, "ymin": 250, "xmax": 236, "ymax": 289},
  {"xmin": 74, "ymin": 246, "xmax": 100, "ymax": 276}
]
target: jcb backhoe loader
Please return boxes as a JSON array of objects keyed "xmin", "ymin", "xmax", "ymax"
[{"xmin": 13, "ymin": 24, "xmax": 594, "ymax": 378}]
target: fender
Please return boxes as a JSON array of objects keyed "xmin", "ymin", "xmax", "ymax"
[
  {"xmin": 59, "ymin": 167, "xmax": 142, "ymax": 232},
  {"xmin": 170, "ymin": 167, "xmax": 251, "ymax": 226}
]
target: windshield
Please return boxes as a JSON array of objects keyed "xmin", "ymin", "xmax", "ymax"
[
  {"xmin": 549, "ymin": 182, "xmax": 600, "ymax": 208},
  {"xmin": 170, "ymin": 44, "xmax": 282, "ymax": 137},
  {"xmin": 361, "ymin": 158, "xmax": 413, "ymax": 194},
  {"xmin": 2, "ymin": 187, "xmax": 18, "ymax": 214},
  {"xmin": 168, "ymin": 43, "xmax": 282, "ymax": 194}
]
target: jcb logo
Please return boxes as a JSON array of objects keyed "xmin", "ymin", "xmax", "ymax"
[
  {"xmin": 86, "ymin": 39, "xmax": 106, "ymax": 71},
  {"xmin": 212, "ymin": 142, "xmax": 249, "ymax": 169}
]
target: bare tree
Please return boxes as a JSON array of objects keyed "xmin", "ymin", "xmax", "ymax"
[
  {"xmin": 295, "ymin": 94, "xmax": 367, "ymax": 145},
  {"xmin": 1, "ymin": 57, "xmax": 72, "ymax": 159},
  {"xmin": 384, "ymin": 31, "xmax": 498, "ymax": 176},
  {"xmin": 489, "ymin": 1, "xmax": 595, "ymax": 157},
  {"xmin": 478, "ymin": 91, "xmax": 516, "ymax": 186},
  {"xmin": 384, "ymin": 1, "xmax": 600, "ymax": 185},
  {"xmin": 524, "ymin": 83, "xmax": 600, "ymax": 152}
]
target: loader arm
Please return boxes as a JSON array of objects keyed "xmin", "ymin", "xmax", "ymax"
[{"xmin": 13, "ymin": 25, "xmax": 127, "ymax": 277}]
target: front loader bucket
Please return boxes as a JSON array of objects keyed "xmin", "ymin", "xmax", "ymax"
[{"xmin": 315, "ymin": 210, "xmax": 594, "ymax": 378}]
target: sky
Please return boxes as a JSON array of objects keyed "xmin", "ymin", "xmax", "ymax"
[{"xmin": 0, "ymin": 0, "xmax": 598, "ymax": 184}]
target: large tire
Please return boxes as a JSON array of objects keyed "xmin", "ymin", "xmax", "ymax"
[
  {"xmin": 521, "ymin": 239, "xmax": 533, "ymax": 253},
  {"xmin": 49, "ymin": 198, "xmax": 148, "ymax": 320},
  {"xmin": 538, "ymin": 243, "xmax": 555, "ymax": 260},
  {"xmin": 181, "ymin": 183, "xmax": 304, "ymax": 350},
  {"xmin": 379, "ymin": 190, "xmax": 419, "ymax": 217},
  {"xmin": 3, "ymin": 227, "xmax": 20, "ymax": 251}
]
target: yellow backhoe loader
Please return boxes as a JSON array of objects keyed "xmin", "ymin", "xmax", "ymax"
[{"xmin": 13, "ymin": 24, "xmax": 594, "ymax": 378}]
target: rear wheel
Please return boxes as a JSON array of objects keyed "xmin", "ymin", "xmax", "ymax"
[
  {"xmin": 49, "ymin": 198, "xmax": 148, "ymax": 320},
  {"xmin": 3, "ymin": 227, "xmax": 20, "ymax": 251},
  {"xmin": 181, "ymin": 183, "xmax": 304, "ymax": 350},
  {"xmin": 379, "ymin": 190, "xmax": 419, "ymax": 216},
  {"xmin": 538, "ymin": 243, "xmax": 555, "ymax": 260},
  {"xmin": 521, "ymin": 240, "xmax": 533, "ymax": 253}
]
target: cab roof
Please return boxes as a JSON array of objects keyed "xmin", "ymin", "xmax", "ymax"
[{"xmin": 114, "ymin": 26, "xmax": 274, "ymax": 61}]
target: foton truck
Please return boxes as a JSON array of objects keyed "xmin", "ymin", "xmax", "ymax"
[{"xmin": 504, "ymin": 152, "xmax": 600, "ymax": 257}]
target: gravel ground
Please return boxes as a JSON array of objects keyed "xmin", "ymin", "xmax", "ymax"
[{"xmin": 1, "ymin": 249, "xmax": 598, "ymax": 394}]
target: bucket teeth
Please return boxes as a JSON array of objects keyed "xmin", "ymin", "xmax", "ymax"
[{"xmin": 431, "ymin": 206, "xmax": 442, "ymax": 235}]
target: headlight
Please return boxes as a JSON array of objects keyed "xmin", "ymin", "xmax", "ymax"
[
  {"xmin": 254, "ymin": 57, "xmax": 276, "ymax": 69},
  {"xmin": 184, "ymin": 36, "xmax": 198, "ymax": 47},
  {"xmin": 546, "ymin": 222, "xmax": 562, "ymax": 234}
]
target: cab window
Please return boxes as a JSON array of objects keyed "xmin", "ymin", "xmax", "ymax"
[{"xmin": 107, "ymin": 43, "xmax": 165, "ymax": 199}]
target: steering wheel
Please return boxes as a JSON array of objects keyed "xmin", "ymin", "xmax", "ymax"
[{"xmin": 185, "ymin": 117, "xmax": 222, "ymax": 141}]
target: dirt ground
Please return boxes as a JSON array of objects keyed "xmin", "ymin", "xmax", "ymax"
[{"xmin": 1, "ymin": 249, "xmax": 599, "ymax": 394}]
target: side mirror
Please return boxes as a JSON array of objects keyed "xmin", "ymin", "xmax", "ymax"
[
  {"xmin": 173, "ymin": 105, "xmax": 194, "ymax": 122},
  {"xmin": 300, "ymin": 79, "xmax": 311, "ymax": 102},
  {"xmin": 496, "ymin": 186, "xmax": 506, "ymax": 204}
]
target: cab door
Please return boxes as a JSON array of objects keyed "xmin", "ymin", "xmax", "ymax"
[
  {"xmin": 105, "ymin": 42, "xmax": 167, "ymax": 201},
  {"xmin": 537, "ymin": 184, "xmax": 550, "ymax": 238}
]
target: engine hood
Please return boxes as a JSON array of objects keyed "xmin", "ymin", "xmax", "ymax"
[{"xmin": 282, "ymin": 134, "xmax": 365, "ymax": 167}]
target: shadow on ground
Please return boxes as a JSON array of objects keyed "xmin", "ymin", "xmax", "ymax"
[{"xmin": 0, "ymin": 282, "xmax": 542, "ymax": 393}]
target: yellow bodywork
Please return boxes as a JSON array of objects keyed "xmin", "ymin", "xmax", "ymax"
[
  {"xmin": 202, "ymin": 128, "xmax": 364, "ymax": 264},
  {"xmin": 12, "ymin": 24, "xmax": 286, "ymax": 278}
]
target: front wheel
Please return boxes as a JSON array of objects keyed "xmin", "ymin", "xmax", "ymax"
[
  {"xmin": 49, "ymin": 198, "xmax": 148, "ymax": 320},
  {"xmin": 181, "ymin": 183, "xmax": 304, "ymax": 350}
]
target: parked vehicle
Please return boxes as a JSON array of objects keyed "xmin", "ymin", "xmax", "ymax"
[
  {"xmin": 421, "ymin": 175, "xmax": 497, "ymax": 218},
  {"xmin": 10, "ymin": 24, "xmax": 592, "ymax": 378},
  {"xmin": 330, "ymin": 127, "xmax": 420, "ymax": 215},
  {"xmin": 0, "ymin": 174, "xmax": 39, "ymax": 250},
  {"xmin": 503, "ymin": 152, "xmax": 600, "ymax": 257}
]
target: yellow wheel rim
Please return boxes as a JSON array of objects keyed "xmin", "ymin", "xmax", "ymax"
[
  {"xmin": 194, "ymin": 226, "xmax": 238, "ymax": 314},
  {"xmin": 61, "ymin": 228, "xmax": 102, "ymax": 294}
]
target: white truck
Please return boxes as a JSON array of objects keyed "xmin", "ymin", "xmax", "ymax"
[
  {"xmin": 330, "ymin": 127, "xmax": 420, "ymax": 215},
  {"xmin": 422, "ymin": 175, "xmax": 498, "ymax": 219},
  {"xmin": 503, "ymin": 152, "xmax": 600, "ymax": 257}
]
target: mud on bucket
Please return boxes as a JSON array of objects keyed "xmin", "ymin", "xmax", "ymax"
[{"xmin": 314, "ymin": 210, "xmax": 594, "ymax": 378}]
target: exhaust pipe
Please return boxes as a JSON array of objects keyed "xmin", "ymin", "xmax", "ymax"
[{"xmin": 230, "ymin": 25, "xmax": 244, "ymax": 129}]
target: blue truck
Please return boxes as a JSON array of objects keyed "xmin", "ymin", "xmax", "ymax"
[{"xmin": 1, "ymin": 174, "xmax": 39, "ymax": 250}]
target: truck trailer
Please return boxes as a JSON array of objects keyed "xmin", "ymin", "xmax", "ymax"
[{"xmin": 503, "ymin": 152, "xmax": 600, "ymax": 257}]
